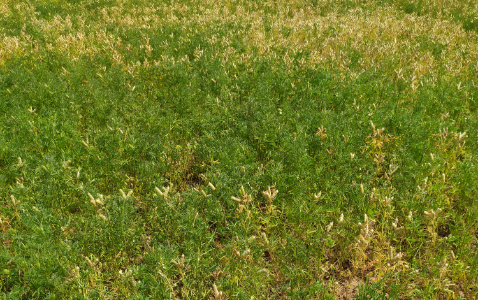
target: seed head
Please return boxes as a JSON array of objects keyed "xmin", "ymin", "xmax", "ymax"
[
  {"xmin": 208, "ymin": 182, "xmax": 216, "ymax": 191},
  {"xmin": 326, "ymin": 222, "xmax": 334, "ymax": 232},
  {"xmin": 314, "ymin": 191, "xmax": 322, "ymax": 201},
  {"xmin": 338, "ymin": 213, "xmax": 344, "ymax": 223},
  {"xmin": 262, "ymin": 232, "xmax": 269, "ymax": 246}
]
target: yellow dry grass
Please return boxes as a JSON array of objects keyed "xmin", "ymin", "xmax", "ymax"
[{"xmin": 1, "ymin": 1, "xmax": 477, "ymax": 88}]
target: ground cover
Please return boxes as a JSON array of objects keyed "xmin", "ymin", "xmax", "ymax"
[{"xmin": 0, "ymin": 0, "xmax": 477, "ymax": 298}]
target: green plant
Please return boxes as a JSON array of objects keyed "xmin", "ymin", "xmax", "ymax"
[{"xmin": 0, "ymin": 0, "xmax": 477, "ymax": 298}]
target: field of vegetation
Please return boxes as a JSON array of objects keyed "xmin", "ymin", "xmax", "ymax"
[{"xmin": 1, "ymin": 0, "xmax": 477, "ymax": 298}]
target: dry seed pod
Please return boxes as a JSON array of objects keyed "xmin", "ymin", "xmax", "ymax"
[{"xmin": 208, "ymin": 182, "xmax": 216, "ymax": 190}]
